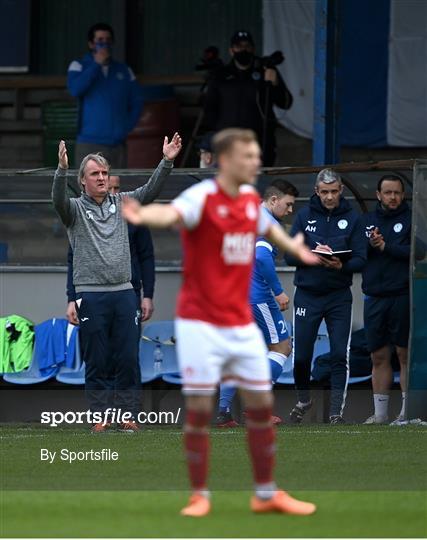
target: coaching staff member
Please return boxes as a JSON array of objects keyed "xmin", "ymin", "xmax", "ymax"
[
  {"xmin": 203, "ymin": 30, "xmax": 292, "ymax": 166},
  {"xmin": 52, "ymin": 134, "xmax": 182, "ymax": 432},
  {"xmin": 285, "ymin": 169, "xmax": 366, "ymax": 424},
  {"xmin": 362, "ymin": 175, "xmax": 425, "ymax": 424}
]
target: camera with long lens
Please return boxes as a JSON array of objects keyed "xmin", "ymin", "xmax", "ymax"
[{"xmin": 257, "ymin": 50, "xmax": 285, "ymax": 69}]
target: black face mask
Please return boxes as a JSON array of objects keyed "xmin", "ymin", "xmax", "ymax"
[{"xmin": 234, "ymin": 50, "xmax": 254, "ymax": 67}]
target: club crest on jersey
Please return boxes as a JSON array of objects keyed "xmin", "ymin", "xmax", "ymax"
[
  {"xmin": 222, "ymin": 232, "xmax": 255, "ymax": 264},
  {"xmin": 245, "ymin": 201, "xmax": 258, "ymax": 221},
  {"xmin": 296, "ymin": 307, "xmax": 306, "ymax": 317},
  {"xmin": 394, "ymin": 222, "xmax": 403, "ymax": 233},
  {"xmin": 305, "ymin": 221, "xmax": 316, "ymax": 232},
  {"xmin": 85, "ymin": 210, "xmax": 94, "ymax": 220},
  {"xmin": 338, "ymin": 219, "xmax": 348, "ymax": 229}
]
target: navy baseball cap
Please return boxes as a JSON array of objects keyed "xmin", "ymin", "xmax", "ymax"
[
  {"xmin": 197, "ymin": 132, "xmax": 214, "ymax": 152},
  {"xmin": 230, "ymin": 30, "xmax": 254, "ymax": 46}
]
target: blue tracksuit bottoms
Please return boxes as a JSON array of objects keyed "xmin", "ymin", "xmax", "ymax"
[{"xmin": 293, "ymin": 287, "xmax": 352, "ymax": 417}]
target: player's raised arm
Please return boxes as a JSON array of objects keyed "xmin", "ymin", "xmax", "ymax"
[
  {"xmin": 121, "ymin": 197, "xmax": 182, "ymax": 228},
  {"xmin": 121, "ymin": 133, "xmax": 183, "ymax": 204},
  {"xmin": 266, "ymin": 223, "xmax": 319, "ymax": 266}
]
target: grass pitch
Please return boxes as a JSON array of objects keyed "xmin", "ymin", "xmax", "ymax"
[{"xmin": 1, "ymin": 424, "xmax": 426, "ymax": 537}]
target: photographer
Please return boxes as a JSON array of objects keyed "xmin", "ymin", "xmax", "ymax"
[{"xmin": 203, "ymin": 30, "xmax": 292, "ymax": 166}]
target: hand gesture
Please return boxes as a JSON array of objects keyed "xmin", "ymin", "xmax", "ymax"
[
  {"xmin": 264, "ymin": 68, "xmax": 278, "ymax": 86},
  {"xmin": 58, "ymin": 140, "xmax": 69, "ymax": 169},
  {"xmin": 319, "ymin": 255, "xmax": 343, "ymax": 270},
  {"xmin": 163, "ymin": 132, "xmax": 183, "ymax": 161},
  {"xmin": 315, "ymin": 243, "xmax": 332, "ymax": 254},
  {"xmin": 121, "ymin": 196, "xmax": 144, "ymax": 225},
  {"xmin": 369, "ymin": 227, "xmax": 385, "ymax": 251},
  {"xmin": 275, "ymin": 292, "xmax": 290, "ymax": 311}
]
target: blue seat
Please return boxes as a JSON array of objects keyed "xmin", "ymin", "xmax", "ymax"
[
  {"xmin": 318, "ymin": 320, "xmax": 328, "ymax": 336},
  {"xmin": 348, "ymin": 375, "xmax": 372, "ymax": 384},
  {"xmin": 313, "ymin": 335, "xmax": 330, "ymax": 358},
  {"xmin": 393, "ymin": 371, "xmax": 400, "ymax": 384},
  {"xmin": 162, "ymin": 373, "xmax": 182, "ymax": 385},
  {"xmin": 276, "ymin": 372, "xmax": 295, "ymax": 385},
  {"xmin": 140, "ymin": 321, "xmax": 179, "ymax": 383},
  {"xmin": 3, "ymin": 344, "xmax": 55, "ymax": 384},
  {"xmin": 56, "ymin": 336, "xmax": 85, "ymax": 385}
]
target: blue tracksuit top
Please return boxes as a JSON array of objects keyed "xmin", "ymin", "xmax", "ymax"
[
  {"xmin": 285, "ymin": 194, "xmax": 366, "ymax": 293},
  {"xmin": 362, "ymin": 201, "xmax": 412, "ymax": 297},
  {"xmin": 67, "ymin": 53, "xmax": 143, "ymax": 146},
  {"xmin": 250, "ymin": 206, "xmax": 284, "ymax": 305}
]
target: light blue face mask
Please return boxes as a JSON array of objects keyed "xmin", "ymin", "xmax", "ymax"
[{"xmin": 94, "ymin": 42, "xmax": 112, "ymax": 53}]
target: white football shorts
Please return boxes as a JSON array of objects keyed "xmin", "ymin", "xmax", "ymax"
[{"xmin": 175, "ymin": 318, "xmax": 272, "ymax": 395}]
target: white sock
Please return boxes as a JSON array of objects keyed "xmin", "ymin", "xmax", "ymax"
[
  {"xmin": 194, "ymin": 489, "xmax": 211, "ymax": 499},
  {"xmin": 373, "ymin": 394, "xmax": 389, "ymax": 419},
  {"xmin": 255, "ymin": 481, "xmax": 277, "ymax": 500},
  {"xmin": 399, "ymin": 392, "xmax": 406, "ymax": 418}
]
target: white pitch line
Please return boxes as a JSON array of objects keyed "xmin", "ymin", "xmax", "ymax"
[{"xmin": 1, "ymin": 428, "xmax": 426, "ymax": 439}]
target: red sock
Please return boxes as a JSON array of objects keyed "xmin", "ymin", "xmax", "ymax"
[
  {"xmin": 246, "ymin": 407, "xmax": 276, "ymax": 484},
  {"xmin": 184, "ymin": 409, "xmax": 211, "ymax": 491}
]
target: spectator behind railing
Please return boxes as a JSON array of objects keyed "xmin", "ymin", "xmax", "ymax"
[{"xmin": 67, "ymin": 23, "xmax": 143, "ymax": 168}]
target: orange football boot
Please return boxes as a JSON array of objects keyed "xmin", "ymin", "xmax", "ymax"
[
  {"xmin": 251, "ymin": 490, "xmax": 316, "ymax": 515},
  {"xmin": 180, "ymin": 493, "xmax": 211, "ymax": 517}
]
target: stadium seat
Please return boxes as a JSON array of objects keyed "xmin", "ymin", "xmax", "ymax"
[
  {"xmin": 162, "ymin": 373, "xmax": 182, "ymax": 385},
  {"xmin": 276, "ymin": 372, "xmax": 295, "ymax": 385},
  {"xmin": 393, "ymin": 371, "xmax": 400, "ymax": 384},
  {"xmin": 348, "ymin": 375, "xmax": 372, "ymax": 384},
  {"xmin": 3, "ymin": 344, "xmax": 55, "ymax": 384},
  {"xmin": 313, "ymin": 334, "xmax": 330, "ymax": 358},
  {"xmin": 56, "ymin": 337, "xmax": 85, "ymax": 385},
  {"xmin": 318, "ymin": 320, "xmax": 328, "ymax": 336}
]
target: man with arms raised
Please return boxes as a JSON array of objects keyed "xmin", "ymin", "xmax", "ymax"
[
  {"xmin": 52, "ymin": 134, "xmax": 182, "ymax": 432},
  {"xmin": 122, "ymin": 128, "xmax": 318, "ymax": 517}
]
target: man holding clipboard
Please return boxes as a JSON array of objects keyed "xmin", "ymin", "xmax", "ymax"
[{"xmin": 285, "ymin": 169, "xmax": 366, "ymax": 423}]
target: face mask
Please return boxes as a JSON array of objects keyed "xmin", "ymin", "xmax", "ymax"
[
  {"xmin": 94, "ymin": 42, "xmax": 112, "ymax": 53},
  {"xmin": 234, "ymin": 50, "xmax": 254, "ymax": 67}
]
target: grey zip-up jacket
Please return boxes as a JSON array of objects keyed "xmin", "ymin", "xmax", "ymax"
[{"xmin": 52, "ymin": 159, "xmax": 173, "ymax": 293}]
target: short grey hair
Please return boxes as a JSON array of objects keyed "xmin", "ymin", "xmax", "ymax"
[
  {"xmin": 315, "ymin": 168, "xmax": 342, "ymax": 187},
  {"xmin": 78, "ymin": 153, "xmax": 110, "ymax": 188}
]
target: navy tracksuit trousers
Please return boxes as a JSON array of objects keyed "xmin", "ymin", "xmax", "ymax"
[
  {"xmin": 293, "ymin": 287, "xmax": 352, "ymax": 417},
  {"xmin": 76, "ymin": 289, "xmax": 140, "ymax": 417}
]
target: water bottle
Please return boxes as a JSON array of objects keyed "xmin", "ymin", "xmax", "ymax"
[{"xmin": 153, "ymin": 344, "xmax": 163, "ymax": 373}]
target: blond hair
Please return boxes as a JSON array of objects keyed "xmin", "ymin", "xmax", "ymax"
[{"xmin": 212, "ymin": 128, "xmax": 258, "ymax": 157}]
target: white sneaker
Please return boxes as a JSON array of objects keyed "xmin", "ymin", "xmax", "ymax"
[
  {"xmin": 364, "ymin": 414, "xmax": 388, "ymax": 424},
  {"xmin": 389, "ymin": 415, "xmax": 405, "ymax": 426}
]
